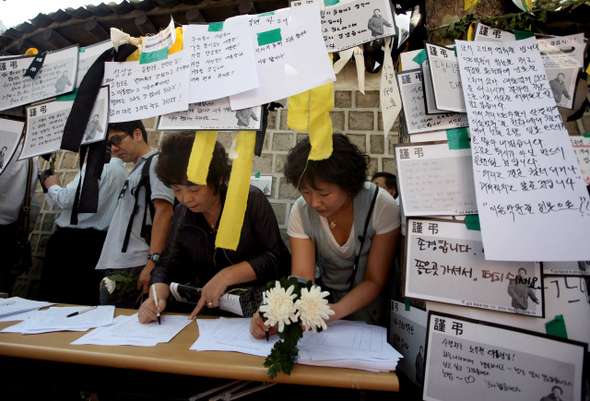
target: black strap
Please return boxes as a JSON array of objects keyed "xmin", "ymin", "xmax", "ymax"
[
  {"xmin": 346, "ymin": 185, "xmax": 379, "ymax": 291},
  {"xmin": 121, "ymin": 154, "xmax": 156, "ymax": 253},
  {"xmin": 19, "ymin": 159, "xmax": 34, "ymax": 233}
]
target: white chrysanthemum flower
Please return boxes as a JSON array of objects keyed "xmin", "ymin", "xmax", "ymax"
[
  {"xmin": 104, "ymin": 277, "xmax": 116, "ymax": 294},
  {"xmin": 260, "ymin": 282, "xmax": 298, "ymax": 333},
  {"xmin": 295, "ymin": 286, "xmax": 334, "ymax": 333}
]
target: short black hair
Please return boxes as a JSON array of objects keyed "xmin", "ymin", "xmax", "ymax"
[
  {"xmin": 552, "ymin": 386, "xmax": 562, "ymax": 394},
  {"xmin": 518, "ymin": 267, "xmax": 527, "ymax": 275},
  {"xmin": 156, "ymin": 132, "xmax": 231, "ymax": 194},
  {"xmin": 284, "ymin": 134, "xmax": 369, "ymax": 197},
  {"xmin": 372, "ymin": 172, "xmax": 397, "ymax": 197},
  {"xmin": 108, "ymin": 120, "xmax": 147, "ymax": 143}
]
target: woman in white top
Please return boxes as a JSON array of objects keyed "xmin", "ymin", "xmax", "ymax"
[{"xmin": 251, "ymin": 134, "xmax": 400, "ymax": 338}]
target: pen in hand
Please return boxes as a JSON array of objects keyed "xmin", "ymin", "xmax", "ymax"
[
  {"xmin": 263, "ymin": 292, "xmax": 268, "ymax": 342},
  {"xmin": 152, "ymin": 285, "xmax": 161, "ymax": 325},
  {"xmin": 66, "ymin": 305, "xmax": 97, "ymax": 318}
]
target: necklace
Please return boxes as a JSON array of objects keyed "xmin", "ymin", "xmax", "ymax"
[{"xmin": 327, "ymin": 198, "xmax": 352, "ymax": 230}]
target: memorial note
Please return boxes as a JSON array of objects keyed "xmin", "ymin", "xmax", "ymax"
[
  {"xmin": 423, "ymin": 312, "xmax": 586, "ymax": 401},
  {"xmin": 184, "ymin": 18, "xmax": 258, "ymax": 103},
  {"xmin": 0, "ymin": 119, "xmax": 24, "ymax": 174},
  {"xmin": 406, "ymin": 219, "xmax": 542, "ymax": 317},
  {"xmin": 397, "ymin": 69, "xmax": 469, "ymax": 134},
  {"xmin": 395, "ymin": 143, "xmax": 477, "ymax": 216},
  {"xmin": 229, "ymin": 3, "xmax": 336, "ymax": 110},
  {"xmin": 455, "ymin": 37, "xmax": 590, "ymax": 261},
  {"xmin": 320, "ymin": 0, "xmax": 396, "ymax": 53},
  {"xmin": 425, "ymin": 43, "xmax": 466, "ymax": 113},
  {"xmin": 103, "ymin": 51, "xmax": 190, "ymax": 122},
  {"xmin": 0, "ymin": 46, "xmax": 78, "ymax": 111}
]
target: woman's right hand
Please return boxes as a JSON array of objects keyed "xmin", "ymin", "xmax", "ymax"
[
  {"xmin": 250, "ymin": 311, "xmax": 278, "ymax": 339},
  {"xmin": 138, "ymin": 297, "xmax": 166, "ymax": 324}
]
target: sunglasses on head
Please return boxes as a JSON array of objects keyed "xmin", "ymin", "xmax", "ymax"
[{"xmin": 107, "ymin": 133, "xmax": 130, "ymax": 149}]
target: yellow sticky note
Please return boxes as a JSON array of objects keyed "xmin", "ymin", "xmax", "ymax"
[
  {"xmin": 187, "ymin": 131, "xmax": 217, "ymax": 185},
  {"xmin": 216, "ymin": 131, "xmax": 256, "ymax": 250}
]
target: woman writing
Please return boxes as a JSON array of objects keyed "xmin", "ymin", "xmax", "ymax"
[
  {"xmin": 250, "ymin": 134, "xmax": 400, "ymax": 338},
  {"xmin": 138, "ymin": 133, "xmax": 290, "ymax": 323}
]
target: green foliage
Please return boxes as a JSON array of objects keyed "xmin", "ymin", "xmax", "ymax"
[
  {"xmin": 431, "ymin": 0, "xmax": 586, "ymax": 42},
  {"xmin": 261, "ymin": 277, "xmax": 315, "ymax": 378},
  {"xmin": 107, "ymin": 271, "xmax": 139, "ymax": 297}
]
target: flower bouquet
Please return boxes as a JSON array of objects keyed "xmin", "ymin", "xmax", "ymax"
[{"xmin": 259, "ymin": 276, "xmax": 334, "ymax": 379}]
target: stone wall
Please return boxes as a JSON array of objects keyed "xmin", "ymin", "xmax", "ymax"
[{"xmin": 12, "ymin": 65, "xmax": 590, "ymax": 299}]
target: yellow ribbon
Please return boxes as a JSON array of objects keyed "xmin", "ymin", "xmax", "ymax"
[
  {"xmin": 216, "ymin": 131, "xmax": 256, "ymax": 250},
  {"xmin": 187, "ymin": 131, "xmax": 217, "ymax": 185}
]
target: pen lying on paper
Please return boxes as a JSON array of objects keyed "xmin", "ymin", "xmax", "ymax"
[
  {"xmin": 66, "ymin": 305, "xmax": 97, "ymax": 318},
  {"xmin": 152, "ymin": 285, "xmax": 161, "ymax": 325}
]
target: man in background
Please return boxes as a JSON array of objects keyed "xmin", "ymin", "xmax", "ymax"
[
  {"xmin": 96, "ymin": 120, "xmax": 174, "ymax": 308},
  {"xmin": 39, "ymin": 152, "xmax": 127, "ymax": 306}
]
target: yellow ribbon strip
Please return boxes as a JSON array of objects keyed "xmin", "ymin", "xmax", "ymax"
[
  {"xmin": 187, "ymin": 131, "xmax": 217, "ymax": 185},
  {"xmin": 216, "ymin": 131, "xmax": 256, "ymax": 250}
]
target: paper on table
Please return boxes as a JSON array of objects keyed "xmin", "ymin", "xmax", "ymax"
[
  {"xmin": 190, "ymin": 318, "xmax": 276, "ymax": 357},
  {"xmin": 0, "ymin": 297, "xmax": 55, "ymax": 320},
  {"xmin": 71, "ymin": 313, "xmax": 192, "ymax": 347},
  {"xmin": 19, "ymin": 306, "xmax": 115, "ymax": 334},
  {"xmin": 192, "ymin": 318, "xmax": 402, "ymax": 372}
]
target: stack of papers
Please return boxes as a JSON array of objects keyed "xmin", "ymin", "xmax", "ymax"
[
  {"xmin": 71, "ymin": 313, "xmax": 192, "ymax": 347},
  {"xmin": 297, "ymin": 320, "xmax": 402, "ymax": 372},
  {"xmin": 191, "ymin": 318, "xmax": 403, "ymax": 372},
  {"xmin": 0, "ymin": 297, "xmax": 55, "ymax": 322},
  {"xmin": 2, "ymin": 306, "xmax": 115, "ymax": 334}
]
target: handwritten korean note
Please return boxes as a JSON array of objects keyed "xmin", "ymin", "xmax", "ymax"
[
  {"xmin": 423, "ymin": 312, "xmax": 586, "ymax": 401},
  {"xmin": 571, "ymin": 136, "xmax": 590, "ymax": 186},
  {"xmin": 380, "ymin": 37, "xmax": 402, "ymax": 134},
  {"xmin": 395, "ymin": 143, "xmax": 477, "ymax": 215},
  {"xmin": 455, "ymin": 37, "xmax": 590, "ymax": 261},
  {"xmin": 0, "ymin": 46, "xmax": 78, "ymax": 111},
  {"xmin": 397, "ymin": 69, "xmax": 469, "ymax": 134},
  {"xmin": 320, "ymin": 0, "xmax": 396, "ymax": 53},
  {"xmin": 103, "ymin": 51, "xmax": 190, "ymax": 123},
  {"xmin": 184, "ymin": 18, "xmax": 258, "ymax": 103},
  {"xmin": 425, "ymin": 43, "xmax": 466, "ymax": 113},
  {"xmin": 21, "ymin": 100, "xmax": 73, "ymax": 159},
  {"xmin": 406, "ymin": 219, "xmax": 542, "ymax": 316},
  {"xmin": 229, "ymin": 3, "xmax": 336, "ymax": 110}
]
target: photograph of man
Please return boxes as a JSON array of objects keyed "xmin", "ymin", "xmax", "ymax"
[
  {"xmin": 540, "ymin": 385, "xmax": 564, "ymax": 401},
  {"xmin": 235, "ymin": 108, "xmax": 258, "ymax": 128},
  {"xmin": 0, "ymin": 146, "xmax": 7, "ymax": 170},
  {"xmin": 83, "ymin": 114, "xmax": 104, "ymax": 142},
  {"xmin": 367, "ymin": 8, "xmax": 393, "ymax": 37},
  {"xmin": 55, "ymin": 70, "xmax": 72, "ymax": 93},
  {"xmin": 549, "ymin": 72, "xmax": 571, "ymax": 106},
  {"xmin": 507, "ymin": 267, "xmax": 540, "ymax": 312}
]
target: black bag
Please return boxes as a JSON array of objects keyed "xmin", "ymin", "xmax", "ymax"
[
  {"xmin": 11, "ymin": 159, "xmax": 34, "ymax": 278},
  {"xmin": 122, "ymin": 154, "xmax": 156, "ymax": 252}
]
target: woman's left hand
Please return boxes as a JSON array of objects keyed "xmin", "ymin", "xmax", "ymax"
[{"xmin": 189, "ymin": 273, "xmax": 228, "ymax": 319}]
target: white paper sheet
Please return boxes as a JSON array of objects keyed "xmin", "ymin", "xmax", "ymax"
[
  {"xmin": 71, "ymin": 313, "xmax": 192, "ymax": 346},
  {"xmin": 103, "ymin": 51, "xmax": 190, "ymax": 122},
  {"xmin": 0, "ymin": 45, "xmax": 79, "ymax": 111},
  {"xmin": 380, "ymin": 37, "xmax": 402, "ymax": 134},
  {"xmin": 455, "ymin": 37, "xmax": 590, "ymax": 261},
  {"xmin": 17, "ymin": 306, "xmax": 115, "ymax": 334},
  {"xmin": 229, "ymin": 3, "xmax": 336, "ymax": 110},
  {"xmin": 184, "ymin": 19, "xmax": 258, "ymax": 103},
  {"xmin": 0, "ymin": 297, "xmax": 54, "ymax": 320}
]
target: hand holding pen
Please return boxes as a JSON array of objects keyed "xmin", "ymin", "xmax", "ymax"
[{"xmin": 152, "ymin": 285, "xmax": 161, "ymax": 325}]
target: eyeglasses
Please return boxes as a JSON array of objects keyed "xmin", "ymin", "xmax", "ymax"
[{"xmin": 107, "ymin": 133, "xmax": 130, "ymax": 149}]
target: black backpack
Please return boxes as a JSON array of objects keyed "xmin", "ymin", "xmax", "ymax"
[{"xmin": 121, "ymin": 154, "xmax": 156, "ymax": 252}]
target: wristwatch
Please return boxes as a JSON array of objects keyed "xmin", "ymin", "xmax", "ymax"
[{"xmin": 147, "ymin": 253, "xmax": 160, "ymax": 262}]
